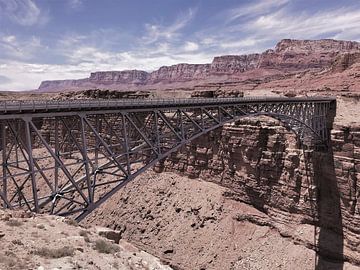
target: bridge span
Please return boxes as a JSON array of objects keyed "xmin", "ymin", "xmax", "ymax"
[{"xmin": 0, "ymin": 96, "xmax": 336, "ymax": 220}]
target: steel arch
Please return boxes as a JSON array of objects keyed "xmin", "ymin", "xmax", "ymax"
[{"xmin": 0, "ymin": 97, "xmax": 336, "ymax": 220}]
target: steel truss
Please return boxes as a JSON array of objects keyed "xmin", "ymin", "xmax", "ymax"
[{"xmin": 0, "ymin": 97, "xmax": 336, "ymax": 220}]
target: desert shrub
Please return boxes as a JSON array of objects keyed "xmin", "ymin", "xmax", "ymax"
[
  {"xmin": 79, "ymin": 230, "xmax": 91, "ymax": 242},
  {"xmin": 61, "ymin": 231, "xmax": 69, "ymax": 236},
  {"xmin": 64, "ymin": 218, "xmax": 78, "ymax": 226},
  {"xmin": 79, "ymin": 230, "xmax": 88, "ymax": 237},
  {"xmin": 6, "ymin": 219, "xmax": 23, "ymax": 227},
  {"xmin": 93, "ymin": 239, "xmax": 120, "ymax": 254},
  {"xmin": 36, "ymin": 224, "xmax": 45, "ymax": 229},
  {"xmin": 112, "ymin": 261, "xmax": 120, "ymax": 269},
  {"xmin": 11, "ymin": 239, "xmax": 23, "ymax": 245},
  {"xmin": 35, "ymin": 246, "xmax": 75, "ymax": 258}
]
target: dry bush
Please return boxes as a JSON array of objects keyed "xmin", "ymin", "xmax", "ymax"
[
  {"xmin": 36, "ymin": 224, "xmax": 45, "ymax": 230},
  {"xmin": 6, "ymin": 219, "xmax": 23, "ymax": 227},
  {"xmin": 79, "ymin": 230, "xmax": 88, "ymax": 237},
  {"xmin": 112, "ymin": 261, "xmax": 120, "ymax": 269},
  {"xmin": 79, "ymin": 230, "xmax": 91, "ymax": 242},
  {"xmin": 61, "ymin": 231, "xmax": 69, "ymax": 236},
  {"xmin": 93, "ymin": 239, "xmax": 120, "ymax": 254},
  {"xmin": 35, "ymin": 246, "xmax": 75, "ymax": 258},
  {"xmin": 11, "ymin": 239, "xmax": 23, "ymax": 245},
  {"xmin": 64, "ymin": 218, "xmax": 78, "ymax": 226},
  {"xmin": 284, "ymin": 91, "xmax": 297, "ymax": 97}
]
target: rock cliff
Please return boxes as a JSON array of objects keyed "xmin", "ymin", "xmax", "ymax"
[
  {"xmin": 152, "ymin": 118, "xmax": 360, "ymax": 265},
  {"xmin": 149, "ymin": 64, "xmax": 211, "ymax": 83},
  {"xmin": 38, "ymin": 39, "xmax": 360, "ymax": 92},
  {"xmin": 89, "ymin": 70, "xmax": 149, "ymax": 84}
]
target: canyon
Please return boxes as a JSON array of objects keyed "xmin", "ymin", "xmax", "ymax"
[
  {"xmin": 84, "ymin": 114, "xmax": 360, "ymax": 269},
  {"xmin": 1, "ymin": 38, "xmax": 360, "ymax": 269}
]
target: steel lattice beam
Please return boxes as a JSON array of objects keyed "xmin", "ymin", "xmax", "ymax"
[{"xmin": 0, "ymin": 97, "xmax": 336, "ymax": 220}]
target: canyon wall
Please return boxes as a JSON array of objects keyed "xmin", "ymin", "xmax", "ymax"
[
  {"xmin": 154, "ymin": 117, "xmax": 360, "ymax": 264},
  {"xmin": 38, "ymin": 39, "xmax": 360, "ymax": 93}
]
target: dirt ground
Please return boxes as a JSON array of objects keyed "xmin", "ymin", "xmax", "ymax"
[
  {"xmin": 84, "ymin": 170, "xmax": 360, "ymax": 270},
  {"xmin": 0, "ymin": 209, "xmax": 171, "ymax": 270}
]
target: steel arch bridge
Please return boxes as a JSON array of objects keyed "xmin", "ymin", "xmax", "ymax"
[{"xmin": 0, "ymin": 97, "xmax": 336, "ymax": 220}]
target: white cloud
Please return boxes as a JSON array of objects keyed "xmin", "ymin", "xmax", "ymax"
[
  {"xmin": 0, "ymin": 34, "xmax": 44, "ymax": 60},
  {"xmin": 219, "ymin": 38, "xmax": 258, "ymax": 49},
  {"xmin": 0, "ymin": 74, "xmax": 11, "ymax": 84},
  {"xmin": 197, "ymin": 1, "xmax": 360, "ymax": 55},
  {"xmin": 184, "ymin": 41, "xmax": 199, "ymax": 52},
  {"xmin": 0, "ymin": 0, "xmax": 47, "ymax": 26},
  {"xmin": 244, "ymin": 7, "xmax": 360, "ymax": 41},
  {"xmin": 0, "ymin": 60, "xmax": 89, "ymax": 90},
  {"xmin": 142, "ymin": 8, "xmax": 196, "ymax": 44},
  {"xmin": 68, "ymin": 0, "xmax": 83, "ymax": 9},
  {"xmin": 225, "ymin": 0, "xmax": 290, "ymax": 22}
]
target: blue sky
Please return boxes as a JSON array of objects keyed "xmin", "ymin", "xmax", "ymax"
[{"xmin": 1, "ymin": 0, "xmax": 360, "ymax": 91}]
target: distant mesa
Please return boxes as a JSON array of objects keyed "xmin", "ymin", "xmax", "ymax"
[{"xmin": 38, "ymin": 39, "xmax": 360, "ymax": 93}]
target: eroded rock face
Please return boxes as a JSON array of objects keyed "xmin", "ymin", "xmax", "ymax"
[
  {"xmin": 39, "ymin": 78, "xmax": 90, "ymax": 91},
  {"xmin": 331, "ymin": 52, "xmax": 360, "ymax": 72},
  {"xmin": 210, "ymin": 54, "xmax": 260, "ymax": 74},
  {"xmin": 37, "ymin": 39, "xmax": 360, "ymax": 92},
  {"xmin": 275, "ymin": 39, "xmax": 360, "ymax": 53},
  {"xmin": 51, "ymin": 89, "xmax": 152, "ymax": 100},
  {"xmin": 149, "ymin": 64, "xmax": 211, "ymax": 83},
  {"xmin": 155, "ymin": 117, "xmax": 360, "ymax": 264},
  {"xmin": 89, "ymin": 70, "xmax": 150, "ymax": 85}
]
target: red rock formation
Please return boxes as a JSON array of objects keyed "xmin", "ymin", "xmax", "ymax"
[
  {"xmin": 210, "ymin": 54, "xmax": 260, "ymax": 74},
  {"xmin": 149, "ymin": 64, "xmax": 211, "ymax": 83},
  {"xmin": 154, "ymin": 118, "xmax": 360, "ymax": 264},
  {"xmin": 331, "ymin": 52, "xmax": 360, "ymax": 72},
  {"xmin": 37, "ymin": 39, "xmax": 360, "ymax": 93},
  {"xmin": 89, "ymin": 70, "xmax": 149, "ymax": 85}
]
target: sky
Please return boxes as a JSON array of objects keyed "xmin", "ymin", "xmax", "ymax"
[{"xmin": 1, "ymin": 0, "xmax": 360, "ymax": 91}]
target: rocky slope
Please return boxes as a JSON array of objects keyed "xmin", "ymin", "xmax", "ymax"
[
  {"xmin": 85, "ymin": 170, "xmax": 350, "ymax": 270},
  {"xmin": 0, "ymin": 209, "xmax": 171, "ymax": 270},
  {"xmin": 156, "ymin": 118, "xmax": 360, "ymax": 265},
  {"xmin": 38, "ymin": 39, "xmax": 360, "ymax": 93}
]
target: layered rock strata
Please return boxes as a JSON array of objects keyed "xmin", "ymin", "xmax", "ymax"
[
  {"xmin": 154, "ymin": 117, "xmax": 360, "ymax": 264},
  {"xmin": 38, "ymin": 39, "xmax": 360, "ymax": 92}
]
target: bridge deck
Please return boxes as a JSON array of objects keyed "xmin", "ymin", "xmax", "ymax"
[{"xmin": 0, "ymin": 96, "xmax": 336, "ymax": 115}]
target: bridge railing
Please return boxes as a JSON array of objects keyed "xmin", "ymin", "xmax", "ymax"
[{"xmin": 0, "ymin": 96, "xmax": 336, "ymax": 113}]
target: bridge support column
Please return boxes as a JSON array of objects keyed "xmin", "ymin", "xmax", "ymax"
[{"xmin": 24, "ymin": 118, "xmax": 39, "ymax": 213}]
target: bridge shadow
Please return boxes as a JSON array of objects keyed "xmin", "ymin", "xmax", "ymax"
[
  {"xmin": 238, "ymin": 120, "xmax": 344, "ymax": 269},
  {"xmin": 312, "ymin": 144, "xmax": 344, "ymax": 270}
]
